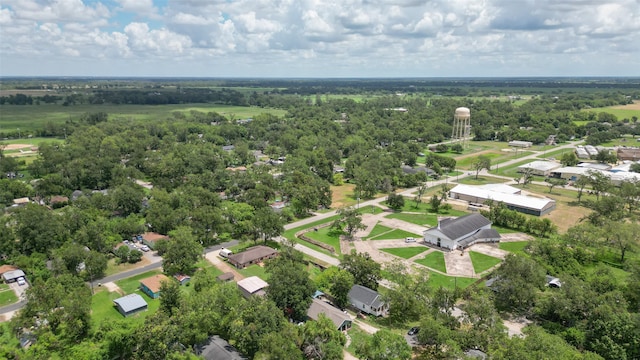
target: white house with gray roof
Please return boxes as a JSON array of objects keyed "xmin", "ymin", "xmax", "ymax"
[
  {"xmin": 423, "ymin": 213, "xmax": 500, "ymax": 250},
  {"xmin": 348, "ymin": 285, "xmax": 388, "ymax": 316}
]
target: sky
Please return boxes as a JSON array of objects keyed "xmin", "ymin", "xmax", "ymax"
[{"xmin": 0, "ymin": 0, "xmax": 639, "ymax": 78}]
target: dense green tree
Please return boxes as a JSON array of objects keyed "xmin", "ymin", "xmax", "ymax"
[
  {"xmin": 356, "ymin": 329, "xmax": 412, "ymax": 360},
  {"xmin": 386, "ymin": 193, "xmax": 405, "ymax": 211},
  {"xmin": 471, "ymin": 155, "xmax": 491, "ymax": 179},
  {"xmin": 315, "ymin": 266, "xmax": 355, "ymax": 309},
  {"xmin": 491, "ymin": 254, "xmax": 546, "ymax": 314},
  {"xmin": 159, "ymin": 278, "xmax": 182, "ymax": 316},
  {"xmin": 331, "ymin": 206, "xmax": 366, "ymax": 240},
  {"xmin": 14, "ymin": 204, "xmax": 69, "ymax": 255},
  {"xmin": 229, "ymin": 296, "xmax": 287, "ymax": 358},
  {"xmin": 340, "ymin": 251, "xmax": 381, "ymax": 290},
  {"xmin": 163, "ymin": 227, "xmax": 203, "ymax": 276},
  {"xmin": 299, "ymin": 314, "xmax": 346, "ymax": 360},
  {"xmin": 266, "ymin": 247, "xmax": 315, "ymax": 321}
]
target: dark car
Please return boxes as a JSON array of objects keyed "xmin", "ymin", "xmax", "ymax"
[{"xmin": 408, "ymin": 327, "xmax": 420, "ymax": 336}]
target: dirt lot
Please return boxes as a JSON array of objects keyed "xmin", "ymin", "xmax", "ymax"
[
  {"xmin": 611, "ymin": 100, "xmax": 640, "ymax": 110},
  {"xmin": 2, "ymin": 144, "xmax": 33, "ymax": 150}
]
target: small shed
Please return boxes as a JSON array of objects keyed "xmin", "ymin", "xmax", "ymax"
[
  {"xmin": 3, "ymin": 269, "xmax": 26, "ymax": 283},
  {"xmin": 237, "ymin": 276, "xmax": 268, "ymax": 298},
  {"xmin": 174, "ymin": 274, "xmax": 191, "ymax": 286},
  {"xmin": 217, "ymin": 272, "xmax": 235, "ymax": 282},
  {"xmin": 140, "ymin": 274, "xmax": 170, "ymax": 299},
  {"xmin": 113, "ymin": 294, "xmax": 148, "ymax": 317}
]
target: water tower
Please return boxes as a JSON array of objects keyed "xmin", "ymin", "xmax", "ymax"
[{"xmin": 451, "ymin": 107, "xmax": 471, "ymax": 149}]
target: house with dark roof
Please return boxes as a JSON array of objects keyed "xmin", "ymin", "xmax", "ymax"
[
  {"xmin": 195, "ymin": 335, "xmax": 246, "ymax": 360},
  {"xmin": 307, "ymin": 298, "xmax": 352, "ymax": 331},
  {"xmin": 227, "ymin": 246, "xmax": 278, "ymax": 269},
  {"xmin": 423, "ymin": 213, "xmax": 500, "ymax": 250},
  {"xmin": 348, "ymin": 285, "xmax": 388, "ymax": 316},
  {"xmin": 140, "ymin": 274, "xmax": 169, "ymax": 299},
  {"xmin": 113, "ymin": 294, "xmax": 148, "ymax": 317},
  {"xmin": 217, "ymin": 272, "xmax": 235, "ymax": 282}
]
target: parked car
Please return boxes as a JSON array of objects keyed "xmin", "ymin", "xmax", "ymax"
[
  {"xmin": 408, "ymin": 327, "xmax": 420, "ymax": 335},
  {"xmin": 140, "ymin": 245, "xmax": 150, "ymax": 252},
  {"xmin": 17, "ymin": 277, "xmax": 26, "ymax": 286},
  {"xmin": 405, "ymin": 237, "xmax": 416, "ymax": 243}
]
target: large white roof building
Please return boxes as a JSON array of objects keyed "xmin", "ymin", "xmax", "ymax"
[{"xmin": 449, "ymin": 184, "xmax": 556, "ymax": 216}]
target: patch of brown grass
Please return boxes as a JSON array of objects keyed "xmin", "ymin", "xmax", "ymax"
[
  {"xmin": 543, "ymin": 202, "xmax": 591, "ymax": 233},
  {"xmin": 330, "ymin": 184, "xmax": 357, "ymax": 208},
  {"xmin": 611, "ymin": 100, "xmax": 640, "ymax": 110}
]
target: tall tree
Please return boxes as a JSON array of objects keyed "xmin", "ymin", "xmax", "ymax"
[
  {"xmin": 356, "ymin": 329, "xmax": 412, "ymax": 360},
  {"xmin": 471, "ymin": 155, "xmax": 491, "ymax": 179},
  {"xmin": 340, "ymin": 251, "xmax": 381, "ymax": 290},
  {"xmin": 163, "ymin": 227, "xmax": 203, "ymax": 276},
  {"xmin": 331, "ymin": 207, "xmax": 366, "ymax": 240},
  {"xmin": 266, "ymin": 246, "xmax": 315, "ymax": 321}
]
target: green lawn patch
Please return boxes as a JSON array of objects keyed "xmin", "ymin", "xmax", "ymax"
[
  {"xmin": 364, "ymin": 223, "xmax": 393, "ymax": 239},
  {"xmin": 499, "ymin": 241, "xmax": 530, "ymax": 256},
  {"xmin": 237, "ymin": 264, "xmax": 270, "ymax": 281},
  {"xmin": 456, "ymin": 176, "xmax": 511, "ymax": 185},
  {"xmin": 0, "ymin": 289, "xmax": 18, "ymax": 307},
  {"xmin": 385, "ymin": 212, "xmax": 437, "ymax": 227},
  {"xmin": 304, "ymin": 226, "xmax": 341, "ymax": 253},
  {"xmin": 346, "ymin": 327, "xmax": 369, "ymax": 355},
  {"xmin": 380, "ymin": 247, "xmax": 428, "ymax": 259},
  {"xmin": 358, "ymin": 205, "xmax": 384, "ymax": 215},
  {"xmin": 91, "ymin": 288, "xmax": 160, "ymax": 327},
  {"xmin": 469, "ymin": 251, "xmax": 502, "ymax": 273},
  {"xmin": 114, "ymin": 270, "xmax": 162, "ymax": 295},
  {"xmin": 427, "ymin": 272, "xmax": 476, "ymax": 290},
  {"xmin": 415, "ymin": 251, "xmax": 446, "ymax": 273},
  {"xmin": 492, "ymin": 225, "xmax": 518, "ymax": 234},
  {"xmin": 370, "ymin": 229, "xmax": 422, "ymax": 241}
]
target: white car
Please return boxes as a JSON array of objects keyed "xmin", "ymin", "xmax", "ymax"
[
  {"xmin": 17, "ymin": 277, "xmax": 26, "ymax": 286},
  {"xmin": 140, "ymin": 245, "xmax": 150, "ymax": 252},
  {"xmin": 405, "ymin": 237, "xmax": 416, "ymax": 243}
]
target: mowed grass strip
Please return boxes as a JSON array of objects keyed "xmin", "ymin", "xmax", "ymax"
[
  {"xmin": 0, "ymin": 288, "xmax": 18, "ymax": 307},
  {"xmin": 237, "ymin": 264, "xmax": 270, "ymax": 281},
  {"xmin": 304, "ymin": 226, "xmax": 341, "ymax": 253},
  {"xmin": 415, "ymin": 251, "xmax": 446, "ymax": 273},
  {"xmin": 364, "ymin": 223, "xmax": 393, "ymax": 239},
  {"xmin": 499, "ymin": 241, "xmax": 529, "ymax": 255},
  {"xmin": 427, "ymin": 272, "xmax": 476, "ymax": 290},
  {"xmin": 370, "ymin": 229, "xmax": 422, "ymax": 241},
  {"xmin": 114, "ymin": 269, "xmax": 162, "ymax": 295},
  {"xmin": 380, "ymin": 247, "xmax": 428, "ymax": 259},
  {"xmin": 469, "ymin": 251, "xmax": 502, "ymax": 274},
  {"xmin": 385, "ymin": 212, "xmax": 437, "ymax": 227}
]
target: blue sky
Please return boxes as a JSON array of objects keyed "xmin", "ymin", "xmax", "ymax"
[{"xmin": 1, "ymin": 0, "xmax": 639, "ymax": 77}]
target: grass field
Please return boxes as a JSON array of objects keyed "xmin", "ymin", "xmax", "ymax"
[
  {"xmin": 380, "ymin": 247, "xmax": 428, "ymax": 259},
  {"xmin": 469, "ymin": 251, "xmax": 502, "ymax": 273},
  {"xmin": 114, "ymin": 270, "xmax": 162, "ymax": 295},
  {"xmin": 455, "ymin": 150, "xmax": 533, "ymax": 170},
  {"xmin": 582, "ymin": 108, "xmax": 640, "ymax": 122},
  {"xmin": 237, "ymin": 264, "xmax": 270, "ymax": 280},
  {"xmin": 282, "ymin": 215, "xmax": 342, "ymax": 257},
  {"xmin": 499, "ymin": 241, "xmax": 530, "ymax": 256},
  {"xmin": 456, "ymin": 175, "xmax": 511, "ymax": 185},
  {"xmin": 427, "ymin": 272, "xmax": 476, "ymax": 290},
  {"xmin": 385, "ymin": 212, "xmax": 437, "ymax": 227},
  {"xmin": 415, "ymin": 251, "xmax": 446, "ymax": 273},
  {"xmin": 369, "ymin": 229, "xmax": 422, "ymax": 241},
  {"xmin": 0, "ymin": 288, "xmax": 18, "ymax": 307},
  {"xmin": 364, "ymin": 223, "xmax": 393, "ymax": 239},
  {"xmin": 0, "ymin": 103, "xmax": 287, "ymax": 133},
  {"xmin": 304, "ymin": 226, "xmax": 341, "ymax": 254},
  {"xmin": 91, "ymin": 287, "xmax": 160, "ymax": 327}
]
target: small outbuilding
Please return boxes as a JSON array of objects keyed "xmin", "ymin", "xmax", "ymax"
[
  {"xmin": 174, "ymin": 274, "xmax": 191, "ymax": 286},
  {"xmin": 140, "ymin": 274, "xmax": 170, "ymax": 299},
  {"xmin": 348, "ymin": 285, "xmax": 388, "ymax": 317},
  {"xmin": 113, "ymin": 294, "xmax": 148, "ymax": 317},
  {"xmin": 237, "ymin": 276, "xmax": 269, "ymax": 298},
  {"xmin": 217, "ymin": 272, "xmax": 235, "ymax": 282}
]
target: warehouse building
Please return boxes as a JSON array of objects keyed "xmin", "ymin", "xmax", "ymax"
[{"xmin": 449, "ymin": 184, "xmax": 556, "ymax": 216}]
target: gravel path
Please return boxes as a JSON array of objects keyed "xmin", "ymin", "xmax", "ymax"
[{"xmin": 204, "ymin": 252, "xmax": 246, "ymax": 280}]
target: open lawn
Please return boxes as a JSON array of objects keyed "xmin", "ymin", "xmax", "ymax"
[
  {"xmin": 455, "ymin": 150, "xmax": 533, "ymax": 170},
  {"xmin": 537, "ymin": 147, "xmax": 577, "ymax": 160},
  {"xmin": 0, "ymin": 288, "xmax": 18, "ymax": 307},
  {"xmin": 369, "ymin": 229, "xmax": 422, "ymax": 241},
  {"xmin": 492, "ymin": 225, "xmax": 518, "ymax": 234},
  {"xmin": 380, "ymin": 247, "xmax": 429, "ymax": 259},
  {"xmin": 283, "ymin": 215, "xmax": 341, "ymax": 257},
  {"xmin": 114, "ymin": 270, "xmax": 162, "ymax": 295},
  {"xmin": 456, "ymin": 175, "xmax": 511, "ymax": 185},
  {"xmin": 427, "ymin": 272, "xmax": 476, "ymax": 290},
  {"xmin": 104, "ymin": 257, "xmax": 152, "ymax": 277},
  {"xmin": 499, "ymin": 241, "xmax": 530, "ymax": 256},
  {"xmin": 364, "ymin": 223, "xmax": 393, "ymax": 239},
  {"xmin": 330, "ymin": 184, "xmax": 356, "ymax": 208},
  {"xmin": 385, "ymin": 212, "xmax": 437, "ymax": 227},
  {"xmin": 469, "ymin": 251, "xmax": 502, "ymax": 273},
  {"xmin": 0, "ymin": 104, "xmax": 287, "ymax": 134},
  {"xmin": 582, "ymin": 107, "xmax": 640, "ymax": 122},
  {"xmin": 91, "ymin": 288, "xmax": 160, "ymax": 327},
  {"xmin": 304, "ymin": 226, "xmax": 341, "ymax": 254},
  {"xmin": 237, "ymin": 264, "xmax": 270, "ymax": 280},
  {"xmin": 415, "ymin": 251, "xmax": 446, "ymax": 273}
]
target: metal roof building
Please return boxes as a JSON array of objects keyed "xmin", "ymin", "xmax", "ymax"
[
  {"xmin": 113, "ymin": 294, "xmax": 148, "ymax": 317},
  {"xmin": 517, "ymin": 161, "xmax": 562, "ymax": 176},
  {"xmin": 449, "ymin": 184, "xmax": 556, "ymax": 216},
  {"xmin": 237, "ymin": 276, "xmax": 269, "ymax": 298}
]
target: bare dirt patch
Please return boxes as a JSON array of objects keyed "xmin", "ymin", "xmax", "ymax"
[
  {"xmin": 611, "ymin": 101, "xmax": 640, "ymax": 110},
  {"xmin": 330, "ymin": 184, "xmax": 356, "ymax": 208},
  {"xmin": 102, "ymin": 282, "xmax": 124, "ymax": 295},
  {"xmin": 542, "ymin": 202, "xmax": 591, "ymax": 233},
  {"xmin": 2, "ymin": 144, "xmax": 32, "ymax": 150}
]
